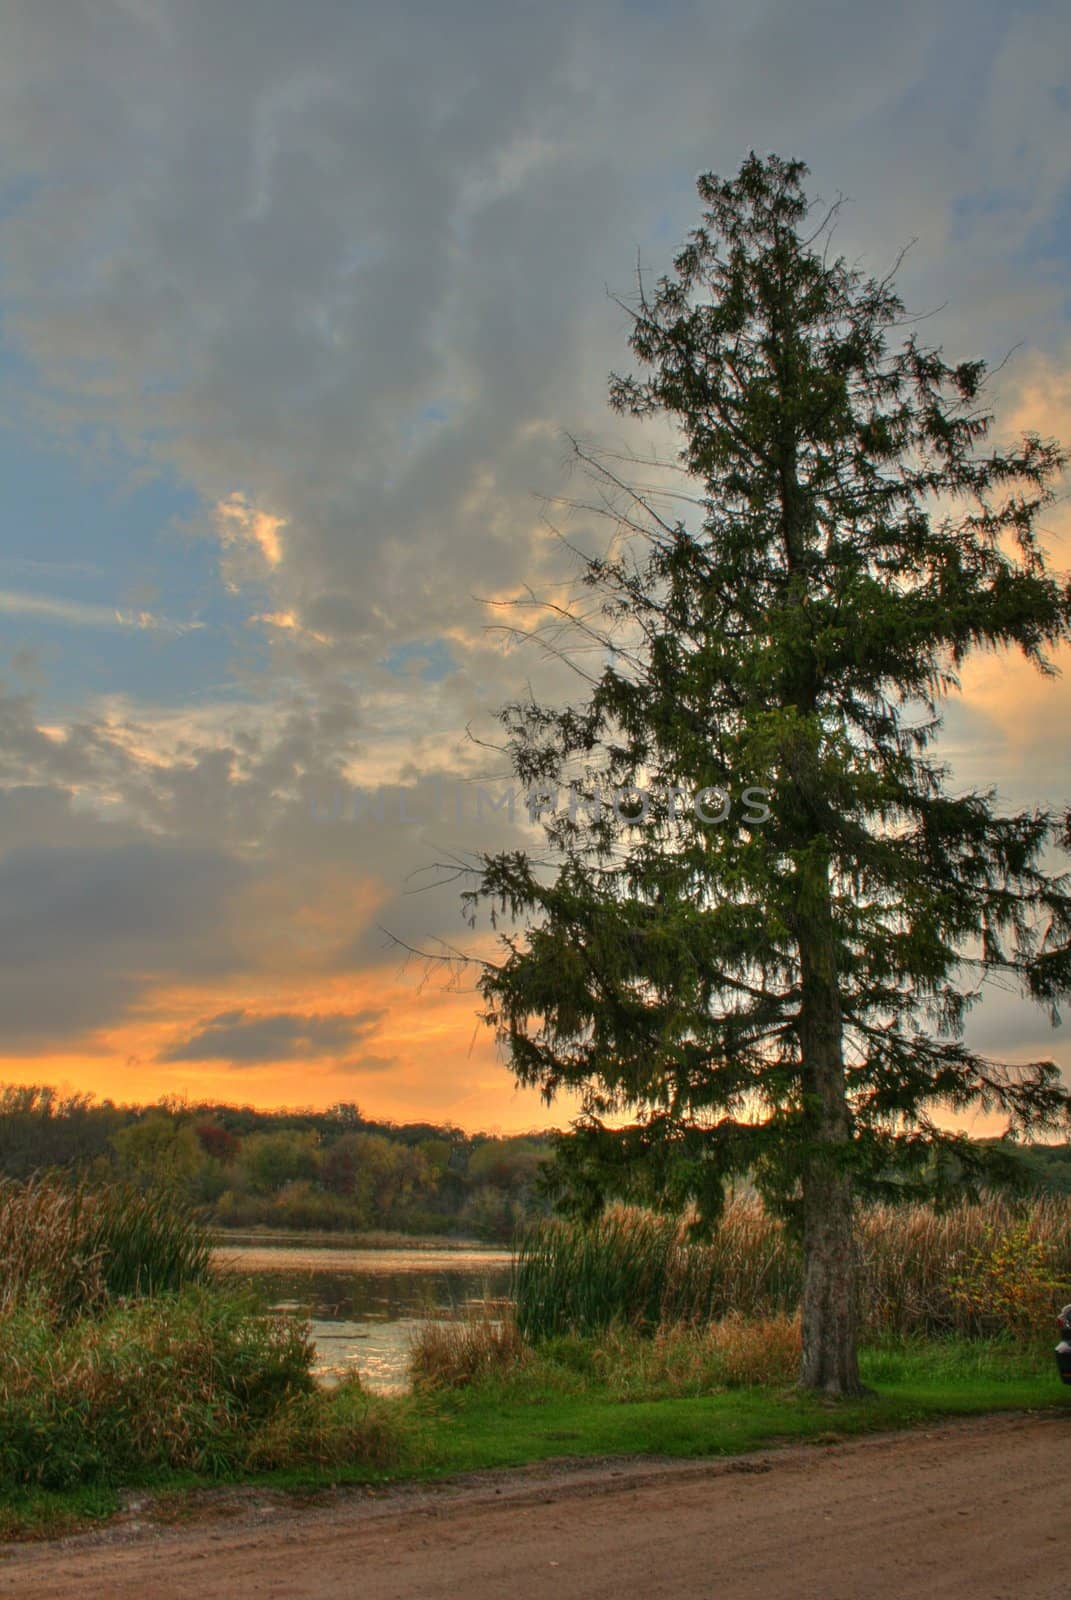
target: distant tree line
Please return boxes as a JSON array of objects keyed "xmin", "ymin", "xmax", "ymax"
[
  {"xmin": 0, "ymin": 1085, "xmax": 555, "ymax": 1242},
  {"xmin": 2, "ymin": 1086, "xmax": 1068, "ymax": 1245}
]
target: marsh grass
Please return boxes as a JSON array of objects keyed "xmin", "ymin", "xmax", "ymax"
[
  {"xmin": 409, "ymin": 1304, "xmax": 527, "ymax": 1391},
  {"xmin": 0, "ymin": 1175, "xmax": 212, "ymax": 1324},
  {"xmin": 243, "ymin": 1378, "xmax": 417, "ymax": 1473},
  {"xmin": 0, "ymin": 1286, "xmax": 315, "ymax": 1490},
  {"xmin": 537, "ymin": 1315, "xmax": 803, "ymax": 1397},
  {"xmin": 407, "ymin": 1300, "xmax": 802, "ymax": 1395},
  {"xmin": 0, "ymin": 1174, "xmax": 413, "ymax": 1492},
  {"xmin": 514, "ymin": 1196, "xmax": 1071, "ymax": 1342},
  {"xmin": 513, "ymin": 1204, "xmax": 789, "ymax": 1342}
]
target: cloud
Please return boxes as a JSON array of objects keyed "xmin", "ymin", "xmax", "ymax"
[
  {"xmin": 213, "ymin": 491, "xmax": 285, "ymax": 594},
  {"xmin": 0, "ymin": 589, "xmax": 204, "ymax": 634},
  {"xmin": 158, "ymin": 1005, "xmax": 386, "ymax": 1064},
  {"xmin": 327, "ymin": 1053, "xmax": 399, "ymax": 1076},
  {"xmin": 0, "ymin": 835, "xmax": 248, "ymax": 1046},
  {"xmin": 8, "ymin": 0, "xmax": 1058, "ymax": 688},
  {"xmin": 0, "ymin": 0, "xmax": 1068, "ymax": 1122}
]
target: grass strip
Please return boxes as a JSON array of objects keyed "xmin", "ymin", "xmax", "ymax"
[{"xmin": 3, "ymin": 1342, "xmax": 1068, "ymax": 1539}]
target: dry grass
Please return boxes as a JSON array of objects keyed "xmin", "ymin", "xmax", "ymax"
[
  {"xmin": 410, "ymin": 1309, "xmax": 803, "ymax": 1396},
  {"xmin": 408, "ymin": 1304, "xmax": 527, "ymax": 1390},
  {"xmin": 0, "ymin": 1174, "xmax": 211, "ymax": 1324},
  {"xmin": 857, "ymin": 1198, "xmax": 1071, "ymax": 1337},
  {"xmin": 515, "ymin": 1195, "xmax": 1071, "ymax": 1342},
  {"xmin": 704, "ymin": 1312, "xmax": 802, "ymax": 1386},
  {"xmin": 586, "ymin": 1314, "xmax": 802, "ymax": 1396}
]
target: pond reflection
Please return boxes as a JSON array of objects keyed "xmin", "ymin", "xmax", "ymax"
[{"xmin": 214, "ymin": 1243, "xmax": 514, "ymax": 1392}]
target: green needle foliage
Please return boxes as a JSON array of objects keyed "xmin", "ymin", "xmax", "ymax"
[{"xmin": 464, "ymin": 154, "xmax": 1071, "ymax": 1394}]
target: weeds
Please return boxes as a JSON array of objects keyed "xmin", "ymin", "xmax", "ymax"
[
  {"xmin": 243, "ymin": 1378, "xmax": 413, "ymax": 1472},
  {"xmin": 550, "ymin": 1315, "xmax": 803, "ymax": 1398},
  {"xmin": 0, "ymin": 1286, "xmax": 314, "ymax": 1490},
  {"xmin": 0, "ymin": 1175, "xmax": 408, "ymax": 1491}
]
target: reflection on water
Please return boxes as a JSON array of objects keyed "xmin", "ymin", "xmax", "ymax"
[{"xmin": 214, "ymin": 1243, "xmax": 514, "ymax": 1393}]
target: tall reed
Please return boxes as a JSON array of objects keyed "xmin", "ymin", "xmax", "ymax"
[
  {"xmin": 857, "ymin": 1195, "xmax": 1071, "ymax": 1337},
  {"xmin": 514, "ymin": 1195, "xmax": 1071, "ymax": 1342},
  {"xmin": 0, "ymin": 1175, "xmax": 212, "ymax": 1324}
]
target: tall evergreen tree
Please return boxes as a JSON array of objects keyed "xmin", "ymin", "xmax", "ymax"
[{"xmin": 466, "ymin": 154, "xmax": 1071, "ymax": 1394}]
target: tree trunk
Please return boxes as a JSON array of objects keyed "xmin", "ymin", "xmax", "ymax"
[
  {"xmin": 797, "ymin": 890, "xmax": 864, "ymax": 1396},
  {"xmin": 772, "ymin": 277, "xmax": 863, "ymax": 1395},
  {"xmin": 800, "ymin": 1154, "xmax": 862, "ymax": 1394}
]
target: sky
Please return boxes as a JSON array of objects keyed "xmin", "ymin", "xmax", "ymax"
[{"xmin": 0, "ymin": 0, "xmax": 1069, "ymax": 1132}]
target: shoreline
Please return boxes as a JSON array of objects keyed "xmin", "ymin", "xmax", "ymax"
[{"xmin": 208, "ymin": 1226, "xmax": 506, "ymax": 1253}]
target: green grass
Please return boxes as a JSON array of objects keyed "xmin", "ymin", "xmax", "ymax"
[
  {"xmin": 0, "ymin": 1483, "xmax": 120, "ymax": 1542},
  {"xmin": 413, "ymin": 1383, "xmax": 1062, "ymax": 1477},
  {"xmin": 407, "ymin": 1335, "xmax": 1071, "ymax": 1476},
  {"xmin": 3, "ymin": 1336, "xmax": 1068, "ymax": 1539}
]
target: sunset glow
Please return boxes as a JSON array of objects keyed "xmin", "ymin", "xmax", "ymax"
[{"xmin": 0, "ymin": 1, "xmax": 1067, "ymax": 1133}]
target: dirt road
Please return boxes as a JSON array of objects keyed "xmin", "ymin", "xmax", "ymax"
[{"xmin": 1, "ymin": 1413, "xmax": 1066, "ymax": 1599}]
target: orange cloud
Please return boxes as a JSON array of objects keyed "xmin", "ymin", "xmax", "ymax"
[
  {"xmin": 0, "ymin": 952, "xmax": 574, "ymax": 1132},
  {"xmin": 952, "ymin": 350, "xmax": 1071, "ymax": 760},
  {"xmin": 215, "ymin": 491, "xmax": 285, "ymax": 570}
]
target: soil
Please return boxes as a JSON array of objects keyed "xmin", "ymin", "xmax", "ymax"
[{"xmin": 0, "ymin": 1411, "xmax": 1066, "ymax": 1599}]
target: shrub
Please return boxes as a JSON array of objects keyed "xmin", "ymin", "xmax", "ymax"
[
  {"xmin": 243, "ymin": 1377, "xmax": 410, "ymax": 1472},
  {"xmin": 946, "ymin": 1219, "xmax": 1069, "ymax": 1342},
  {"xmin": 409, "ymin": 1307, "xmax": 526, "ymax": 1390},
  {"xmin": 0, "ymin": 1287, "xmax": 314, "ymax": 1490}
]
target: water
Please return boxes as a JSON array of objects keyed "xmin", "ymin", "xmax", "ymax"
[{"xmin": 214, "ymin": 1240, "xmax": 514, "ymax": 1392}]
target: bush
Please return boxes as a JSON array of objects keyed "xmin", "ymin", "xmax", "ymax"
[
  {"xmin": 946, "ymin": 1219, "xmax": 1068, "ymax": 1341},
  {"xmin": 243, "ymin": 1377, "xmax": 410, "ymax": 1472},
  {"xmin": 0, "ymin": 1287, "xmax": 315, "ymax": 1490},
  {"xmin": 0, "ymin": 1173, "xmax": 412, "ymax": 1492}
]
